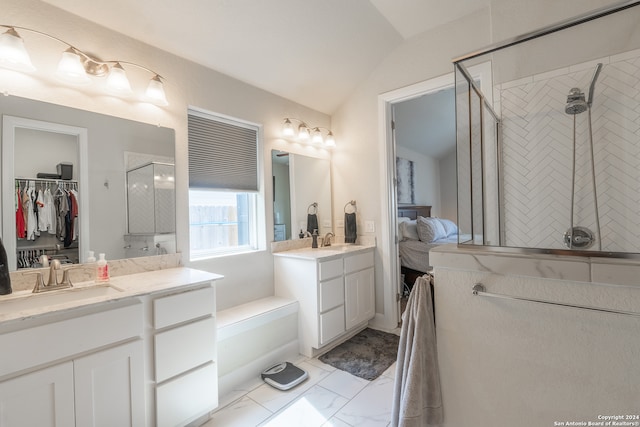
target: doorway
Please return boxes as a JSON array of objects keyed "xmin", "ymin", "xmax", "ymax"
[{"xmin": 378, "ymin": 62, "xmax": 493, "ymax": 326}]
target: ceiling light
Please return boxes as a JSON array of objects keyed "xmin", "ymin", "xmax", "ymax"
[
  {"xmin": 298, "ymin": 124, "xmax": 310, "ymax": 140},
  {"xmin": 0, "ymin": 27, "xmax": 35, "ymax": 72},
  {"xmin": 0, "ymin": 24, "xmax": 169, "ymax": 105},
  {"xmin": 311, "ymin": 127, "xmax": 323, "ymax": 144},
  {"xmin": 56, "ymin": 48, "xmax": 91, "ymax": 85},
  {"xmin": 106, "ymin": 62, "xmax": 132, "ymax": 95},
  {"xmin": 282, "ymin": 118, "xmax": 295, "ymax": 136},
  {"xmin": 281, "ymin": 118, "xmax": 336, "ymax": 148},
  {"xmin": 144, "ymin": 75, "xmax": 168, "ymax": 106}
]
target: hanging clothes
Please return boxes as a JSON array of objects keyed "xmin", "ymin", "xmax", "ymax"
[
  {"xmin": 25, "ymin": 184, "xmax": 37, "ymax": 241},
  {"xmin": 15, "ymin": 184, "xmax": 26, "ymax": 239},
  {"xmin": 44, "ymin": 187, "xmax": 57, "ymax": 235}
]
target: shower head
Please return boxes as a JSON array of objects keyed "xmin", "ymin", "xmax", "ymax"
[{"xmin": 565, "ymin": 88, "xmax": 588, "ymax": 115}]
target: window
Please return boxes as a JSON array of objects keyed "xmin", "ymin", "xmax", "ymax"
[{"xmin": 187, "ymin": 108, "xmax": 261, "ymax": 260}]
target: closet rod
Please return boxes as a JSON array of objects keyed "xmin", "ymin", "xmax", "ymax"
[
  {"xmin": 16, "ymin": 178, "xmax": 77, "ymax": 183},
  {"xmin": 471, "ymin": 283, "xmax": 640, "ymax": 318}
]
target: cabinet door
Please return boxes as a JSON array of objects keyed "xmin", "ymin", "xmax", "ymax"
[
  {"xmin": 345, "ymin": 267, "xmax": 375, "ymax": 330},
  {"xmin": 74, "ymin": 340, "xmax": 145, "ymax": 427},
  {"xmin": 0, "ymin": 362, "xmax": 74, "ymax": 427}
]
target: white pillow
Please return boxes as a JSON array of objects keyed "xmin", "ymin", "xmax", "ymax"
[
  {"xmin": 416, "ymin": 216, "xmax": 447, "ymax": 243},
  {"xmin": 397, "ymin": 216, "xmax": 411, "ymax": 239},
  {"xmin": 437, "ymin": 218, "xmax": 458, "ymax": 237},
  {"xmin": 401, "ymin": 220, "xmax": 419, "ymax": 240}
]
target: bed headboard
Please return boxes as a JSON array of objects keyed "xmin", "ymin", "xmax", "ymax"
[{"xmin": 398, "ymin": 205, "xmax": 431, "ymax": 220}]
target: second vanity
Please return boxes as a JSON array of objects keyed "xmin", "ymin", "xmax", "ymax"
[
  {"xmin": 274, "ymin": 244, "xmax": 375, "ymax": 357},
  {"xmin": 0, "ymin": 267, "xmax": 222, "ymax": 427}
]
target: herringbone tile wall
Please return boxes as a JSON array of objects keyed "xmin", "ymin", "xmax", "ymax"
[{"xmin": 499, "ymin": 50, "xmax": 640, "ymax": 252}]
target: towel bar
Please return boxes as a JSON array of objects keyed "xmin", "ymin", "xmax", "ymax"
[{"xmin": 472, "ymin": 283, "xmax": 640, "ymax": 318}]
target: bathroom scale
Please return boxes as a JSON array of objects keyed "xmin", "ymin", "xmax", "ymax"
[{"xmin": 261, "ymin": 362, "xmax": 308, "ymax": 390}]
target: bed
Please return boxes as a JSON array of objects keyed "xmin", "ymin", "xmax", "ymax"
[{"xmin": 397, "ymin": 205, "xmax": 458, "ymax": 285}]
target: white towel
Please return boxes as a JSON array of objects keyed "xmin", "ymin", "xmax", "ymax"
[{"xmin": 391, "ymin": 275, "xmax": 443, "ymax": 427}]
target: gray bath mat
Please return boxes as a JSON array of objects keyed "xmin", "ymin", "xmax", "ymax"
[{"xmin": 318, "ymin": 328, "xmax": 399, "ymax": 381}]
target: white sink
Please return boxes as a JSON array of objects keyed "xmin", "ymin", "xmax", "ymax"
[{"xmin": 0, "ymin": 285, "xmax": 123, "ymax": 313}]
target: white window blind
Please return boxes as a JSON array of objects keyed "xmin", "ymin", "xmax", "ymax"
[{"xmin": 188, "ymin": 110, "xmax": 258, "ymax": 191}]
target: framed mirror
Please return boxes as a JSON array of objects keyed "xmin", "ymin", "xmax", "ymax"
[
  {"xmin": 1, "ymin": 95, "xmax": 175, "ymax": 271},
  {"xmin": 272, "ymin": 150, "xmax": 331, "ymax": 241}
]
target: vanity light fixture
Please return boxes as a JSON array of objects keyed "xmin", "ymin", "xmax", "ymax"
[
  {"xmin": 0, "ymin": 25, "xmax": 168, "ymax": 106},
  {"xmin": 281, "ymin": 118, "xmax": 336, "ymax": 148}
]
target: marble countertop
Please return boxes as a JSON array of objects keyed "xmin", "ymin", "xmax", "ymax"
[
  {"xmin": 430, "ymin": 244, "xmax": 640, "ymax": 287},
  {"xmin": 272, "ymin": 243, "xmax": 375, "ymax": 260},
  {"xmin": 0, "ymin": 267, "xmax": 223, "ymax": 324}
]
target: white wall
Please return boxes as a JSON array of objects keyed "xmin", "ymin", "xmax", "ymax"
[{"xmin": 3, "ymin": 0, "xmax": 331, "ymax": 310}]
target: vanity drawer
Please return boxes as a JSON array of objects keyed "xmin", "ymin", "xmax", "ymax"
[
  {"xmin": 0, "ymin": 302, "xmax": 142, "ymax": 379},
  {"xmin": 319, "ymin": 277, "xmax": 344, "ymax": 312},
  {"xmin": 319, "ymin": 258, "xmax": 343, "ymax": 281},
  {"xmin": 156, "ymin": 361, "xmax": 218, "ymax": 427},
  {"xmin": 153, "ymin": 285, "xmax": 215, "ymax": 329},
  {"xmin": 345, "ymin": 251, "xmax": 374, "ymax": 274},
  {"xmin": 319, "ymin": 305, "xmax": 345, "ymax": 345},
  {"xmin": 155, "ymin": 316, "xmax": 216, "ymax": 383}
]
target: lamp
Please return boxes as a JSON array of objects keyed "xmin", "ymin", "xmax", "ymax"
[
  {"xmin": 144, "ymin": 75, "xmax": 168, "ymax": 106},
  {"xmin": 0, "ymin": 27, "xmax": 35, "ymax": 72},
  {"xmin": 281, "ymin": 118, "xmax": 336, "ymax": 147},
  {"xmin": 0, "ymin": 24, "xmax": 168, "ymax": 106},
  {"xmin": 106, "ymin": 62, "xmax": 132, "ymax": 95}
]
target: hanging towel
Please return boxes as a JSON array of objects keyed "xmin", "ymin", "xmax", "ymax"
[
  {"xmin": 391, "ymin": 275, "xmax": 443, "ymax": 427},
  {"xmin": 307, "ymin": 213, "xmax": 319, "ymax": 234},
  {"xmin": 345, "ymin": 212, "xmax": 357, "ymax": 243}
]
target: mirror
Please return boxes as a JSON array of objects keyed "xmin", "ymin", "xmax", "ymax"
[
  {"xmin": 272, "ymin": 150, "xmax": 331, "ymax": 241},
  {"xmin": 1, "ymin": 95, "xmax": 175, "ymax": 271}
]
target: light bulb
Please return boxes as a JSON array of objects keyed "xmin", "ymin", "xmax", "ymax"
[
  {"xmin": 106, "ymin": 62, "xmax": 132, "ymax": 96},
  {"xmin": 298, "ymin": 124, "xmax": 310, "ymax": 140},
  {"xmin": 144, "ymin": 75, "xmax": 168, "ymax": 106},
  {"xmin": 0, "ymin": 28, "xmax": 35, "ymax": 72},
  {"xmin": 282, "ymin": 119, "xmax": 295, "ymax": 137},
  {"xmin": 56, "ymin": 48, "xmax": 91, "ymax": 85},
  {"xmin": 325, "ymin": 132, "xmax": 336, "ymax": 147},
  {"xmin": 312, "ymin": 128, "xmax": 323, "ymax": 144}
]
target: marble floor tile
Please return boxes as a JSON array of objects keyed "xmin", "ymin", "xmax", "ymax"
[
  {"xmin": 322, "ymin": 417, "xmax": 352, "ymax": 427},
  {"xmin": 205, "ymin": 396, "xmax": 271, "ymax": 427},
  {"xmin": 333, "ymin": 375, "xmax": 394, "ymax": 427},
  {"xmin": 305, "ymin": 357, "xmax": 337, "ymax": 372},
  {"xmin": 259, "ymin": 385, "xmax": 348, "ymax": 427},
  {"xmin": 318, "ymin": 369, "xmax": 369, "ymax": 399}
]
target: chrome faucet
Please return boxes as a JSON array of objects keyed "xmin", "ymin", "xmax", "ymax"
[{"xmin": 321, "ymin": 232, "xmax": 335, "ymax": 247}]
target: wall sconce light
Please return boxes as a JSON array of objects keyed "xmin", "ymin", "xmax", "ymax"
[
  {"xmin": 0, "ymin": 25, "xmax": 168, "ymax": 106},
  {"xmin": 282, "ymin": 118, "xmax": 336, "ymax": 147}
]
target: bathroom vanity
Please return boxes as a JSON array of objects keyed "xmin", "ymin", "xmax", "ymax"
[
  {"xmin": 0, "ymin": 267, "xmax": 221, "ymax": 427},
  {"xmin": 274, "ymin": 244, "xmax": 375, "ymax": 357}
]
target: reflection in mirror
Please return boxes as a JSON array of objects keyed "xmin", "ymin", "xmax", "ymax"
[
  {"xmin": 271, "ymin": 150, "xmax": 332, "ymax": 241},
  {"xmin": 1, "ymin": 95, "xmax": 175, "ymax": 271}
]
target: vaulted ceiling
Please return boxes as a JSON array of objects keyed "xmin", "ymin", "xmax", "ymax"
[{"xmin": 41, "ymin": 0, "xmax": 490, "ymax": 115}]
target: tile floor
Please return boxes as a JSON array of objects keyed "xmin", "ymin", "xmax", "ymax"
[{"xmin": 205, "ymin": 356, "xmax": 397, "ymax": 427}]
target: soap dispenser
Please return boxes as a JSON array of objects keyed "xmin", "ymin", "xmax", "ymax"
[
  {"xmin": 95, "ymin": 253, "xmax": 110, "ymax": 283},
  {"xmin": 312, "ymin": 229, "xmax": 319, "ymax": 248},
  {"xmin": 0, "ymin": 237, "xmax": 12, "ymax": 295}
]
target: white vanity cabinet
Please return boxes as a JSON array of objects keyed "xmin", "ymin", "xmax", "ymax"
[
  {"xmin": 344, "ymin": 252, "xmax": 376, "ymax": 330},
  {"xmin": 151, "ymin": 286, "xmax": 218, "ymax": 427},
  {"xmin": 0, "ymin": 302, "xmax": 145, "ymax": 427},
  {"xmin": 0, "ymin": 268, "xmax": 221, "ymax": 427},
  {"xmin": 274, "ymin": 247, "xmax": 375, "ymax": 357}
]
